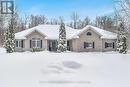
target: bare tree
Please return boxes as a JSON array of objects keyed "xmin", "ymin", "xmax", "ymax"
[
  {"xmin": 69, "ymin": 16, "xmax": 90, "ymax": 29},
  {"xmin": 83, "ymin": 17, "xmax": 91, "ymax": 26},
  {"xmin": 23, "ymin": 14, "xmax": 30, "ymax": 29},
  {"xmin": 49, "ymin": 18, "xmax": 60, "ymax": 25},
  {"xmin": 94, "ymin": 16, "xmax": 115, "ymax": 32},
  {"xmin": 114, "ymin": 0, "xmax": 130, "ymax": 32},
  {"xmin": 29, "ymin": 14, "xmax": 47, "ymax": 28},
  {"xmin": 77, "ymin": 20, "xmax": 83, "ymax": 29},
  {"xmin": 71, "ymin": 12, "xmax": 79, "ymax": 29}
]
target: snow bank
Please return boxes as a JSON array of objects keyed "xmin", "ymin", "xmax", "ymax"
[{"xmin": 0, "ymin": 48, "xmax": 6, "ymax": 54}]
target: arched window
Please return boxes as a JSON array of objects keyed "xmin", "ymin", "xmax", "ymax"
[{"xmin": 87, "ymin": 32, "xmax": 92, "ymax": 36}]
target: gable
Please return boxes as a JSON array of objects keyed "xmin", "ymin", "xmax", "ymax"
[
  {"xmin": 26, "ymin": 30, "xmax": 46, "ymax": 39},
  {"xmin": 75, "ymin": 25, "xmax": 117, "ymax": 39},
  {"xmin": 79, "ymin": 28, "xmax": 101, "ymax": 39}
]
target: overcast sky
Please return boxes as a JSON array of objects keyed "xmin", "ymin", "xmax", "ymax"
[{"xmin": 15, "ymin": 0, "xmax": 114, "ymax": 21}]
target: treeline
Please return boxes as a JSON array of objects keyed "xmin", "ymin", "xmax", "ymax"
[
  {"xmin": 26, "ymin": 13, "xmax": 117, "ymax": 33},
  {"xmin": 0, "ymin": 12, "xmax": 117, "ymax": 32}
]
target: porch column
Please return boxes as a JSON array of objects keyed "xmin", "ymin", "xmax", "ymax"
[{"xmin": 45, "ymin": 40, "xmax": 48, "ymax": 51}]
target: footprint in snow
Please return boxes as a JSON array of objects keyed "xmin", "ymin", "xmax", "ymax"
[{"xmin": 62, "ymin": 61, "xmax": 82, "ymax": 69}]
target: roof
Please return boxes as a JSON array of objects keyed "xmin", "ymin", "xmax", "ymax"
[
  {"xmin": 15, "ymin": 25, "xmax": 117, "ymax": 40},
  {"xmin": 73, "ymin": 25, "xmax": 117, "ymax": 39},
  {"xmin": 15, "ymin": 25, "xmax": 80, "ymax": 40}
]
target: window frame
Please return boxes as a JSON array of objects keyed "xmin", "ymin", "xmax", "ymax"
[
  {"xmin": 86, "ymin": 32, "xmax": 92, "ymax": 36},
  {"xmin": 15, "ymin": 40, "xmax": 22, "ymax": 48},
  {"xmin": 84, "ymin": 42, "xmax": 94, "ymax": 49},
  {"xmin": 32, "ymin": 38, "xmax": 41, "ymax": 48},
  {"xmin": 105, "ymin": 42, "xmax": 114, "ymax": 48}
]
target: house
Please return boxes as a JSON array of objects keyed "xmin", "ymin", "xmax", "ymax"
[{"xmin": 15, "ymin": 25, "xmax": 118, "ymax": 52}]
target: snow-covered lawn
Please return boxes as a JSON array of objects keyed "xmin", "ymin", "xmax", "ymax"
[{"xmin": 0, "ymin": 48, "xmax": 130, "ymax": 87}]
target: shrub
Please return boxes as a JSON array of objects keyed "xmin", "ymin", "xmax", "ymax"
[{"xmin": 32, "ymin": 47, "xmax": 41, "ymax": 52}]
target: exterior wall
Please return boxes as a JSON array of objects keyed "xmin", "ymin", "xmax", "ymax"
[
  {"xmin": 72, "ymin": 29, "xmax": 116, "ymax": 52},
  {"xmin": 102, "ymin": 39, "xmax": 116, "ymax": 52},
  {"xmin": 72, "ymin": 29, "xmax": 103, "ymax": 52},
  {"xmin": 72, "ymin": 39, "xmax": 79, "ymax": 52},
  {"xmin": 15, "ymin": 31, "xmax": 47, "ymax": 52}
]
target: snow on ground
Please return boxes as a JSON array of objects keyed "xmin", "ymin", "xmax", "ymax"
[
  {"xmin": 0, "ymin": 48, "xmax": 6, "ymax": 54},
  {"xmin": 0, "ymin": 48, "xmax": 130, "ymax": 87}
]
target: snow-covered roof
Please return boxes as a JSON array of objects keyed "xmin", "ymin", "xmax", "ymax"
[
  {"xmin": 15, "ymin": 25, "xmax": 80, "ymax": 40},
  {"xmin": 73, "ymin": 25, "xmax": 117, "ymax": 39},
  {"xmin": 15, "ymin": 25, "xmax": 117, "ymax": 40}
]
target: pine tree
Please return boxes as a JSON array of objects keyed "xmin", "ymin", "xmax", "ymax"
[
  {"xmin": 57, "ymin": 21, "xmax": 67, "ymax": 52},
  {"xmin": 4, "ymin": 18, "xmax": 15, "ymax": 53},
  {"xmin": 117, "ymin": 23, "xmax": 128, "ymax": 54}
]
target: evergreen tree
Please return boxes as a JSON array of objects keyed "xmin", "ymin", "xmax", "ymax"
[
  {"xmin": 57, "ymin": 21, "xmax": 67, "ymax": 52},
  {"xmin": 4, "ymin": 18, "xmax": 15, "ymax": 53},
  {"xmin": 117, "ymin": 23, "xmax": 128, "ymax": 54}
]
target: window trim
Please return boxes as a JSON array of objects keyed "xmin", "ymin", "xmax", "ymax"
[
  {"xmin": 31, "ymin": 38, "xmax": 41, "ymax": 48},
  {"xmin": 86, "ymin": 32, "xmax": 92, "ymax": 36},
  {"xmin": 84, "ymin": 42, "xmax": 94, "ymax": 49},
  {"xmin": 15, "ymin": 40, "xmax": 22, "ymax": 48},
  {"xmin": 105, "ymin": 42, "xmax": 114, "ymax": 48}
]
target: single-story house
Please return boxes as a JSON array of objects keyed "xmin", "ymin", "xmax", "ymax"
[{"xmin": 15, "ymin": 25, "xmax": 118, "ymax": 52}]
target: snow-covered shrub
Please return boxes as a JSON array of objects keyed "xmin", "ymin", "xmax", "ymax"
[
  {"xmin": 32, "ymin": 47, "xmax": 41, "ymax": 52},
  {"xmin": 57, "ymin": 22, "xmax": 67, "ymax": 52}
]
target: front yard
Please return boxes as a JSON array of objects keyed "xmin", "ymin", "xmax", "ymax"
[{"xmin": 0, "ymin": 48, "xmax": 130, "ymax": 87}]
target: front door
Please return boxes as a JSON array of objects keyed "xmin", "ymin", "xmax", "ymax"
[
  {"xmin": 67, "ymin": 40, "xmax": 73, "ymax": 51},
  {"xmin": 49, "ymin": 40, "xmax": 57, "ymax": 51}
]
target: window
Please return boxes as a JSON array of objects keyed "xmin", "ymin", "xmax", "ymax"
[
  {"xmin": 84, "ymin": 42, "xmax": 94, "ymax": 48},
  {"xmin": 105, "ymin": 42, "xmax": 114, "ymax": 48},
  {"xmin": 31, "ymin": 38, "xmax": 41, "ymax": 48},
  {"xmin": 87, "ymin": 32, "xmax": 92, "ymax": 36},
  {"xmin": 15, "ymin": 40, "xmax": 21, "ymax": 48}
]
